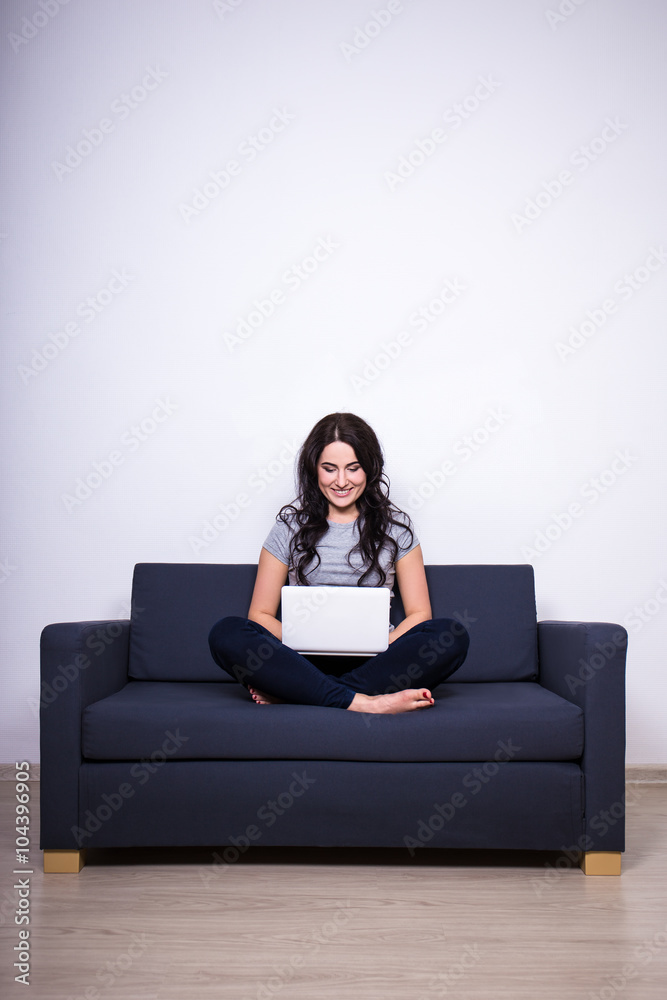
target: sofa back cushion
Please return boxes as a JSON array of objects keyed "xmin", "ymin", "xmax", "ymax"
[
  {"xmin": 391, "ymin": 564, "xmax": 537, "ymax": 682},
  {"xmin": 128, "ymin": 563, "xmax": 537, "ymax": 682},
  {"xmin": 129, "ymin": 563, "xmax": 257, "ymax": 682}
]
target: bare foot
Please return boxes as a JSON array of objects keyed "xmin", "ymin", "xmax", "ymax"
[
  {"xmin": 248, "ymin": 686, "xmax": 284, "ymax": 705},
  {"xmin": 347, "ymin": 689, "xmax": 434, "ymax": 714}
]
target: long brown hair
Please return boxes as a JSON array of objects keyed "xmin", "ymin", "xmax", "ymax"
[{"xmin": 276, "ymin": 413, "xmax": 414, "ymax": 586}]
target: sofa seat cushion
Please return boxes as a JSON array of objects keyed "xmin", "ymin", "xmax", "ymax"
[{"xmin": 82, "ymin": 681, "xmax": 583, "ymax": 763}]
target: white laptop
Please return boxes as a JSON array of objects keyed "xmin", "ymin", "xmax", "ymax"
[{"xmin": 281, "ymin": 585, "xmax": 390, "ymax": 656}]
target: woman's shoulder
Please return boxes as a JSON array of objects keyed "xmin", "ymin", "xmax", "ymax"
[
  {"xmin": 262, "ymin": 507, "xmax": 301, "ymax": 565},
  {"xmin": 386, "ymin": 508, "xmax": 415, "ymax": 534},
  {"xmin": 385, "ymin": 508, "xmax": 418, "ymax": 551},
  {"xmin": 269, "ymin": 506, "xmax": 301, "ymax": 536}
]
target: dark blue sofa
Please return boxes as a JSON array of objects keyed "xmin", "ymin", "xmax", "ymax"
[{"xmin": 39, "ymin": 563, "xmax": 627, "ymax": 875}]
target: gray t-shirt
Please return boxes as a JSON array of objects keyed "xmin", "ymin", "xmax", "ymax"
[{"xmin": 262, "ymin": 511, "xmax": 419, "ymax": 619}]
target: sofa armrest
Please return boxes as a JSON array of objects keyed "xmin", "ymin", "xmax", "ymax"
[
  {"xmin": 39, "ymin": 620, "xmax": 130, "ymax": 848},
  {"xmin": 538, "ymin": 621, "xmax": 627, "ymax": 851}
]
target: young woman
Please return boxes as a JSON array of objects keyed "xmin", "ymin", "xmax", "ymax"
[{"xmin": 208, "ymin": 413, "xmax": 470, "ymax": 713}]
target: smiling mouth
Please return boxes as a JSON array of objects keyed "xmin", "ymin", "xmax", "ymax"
[{"xmin": 332, "ymin": 488, "xmax": 352, "ymax": 496}]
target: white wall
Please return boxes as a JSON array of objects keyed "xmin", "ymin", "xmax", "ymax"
[{"xmin": 1, "ymin": 0, "xmax": 665, "ymax": 764}]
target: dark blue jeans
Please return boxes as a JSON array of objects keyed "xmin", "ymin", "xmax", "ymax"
[{"xmin": 208, "ymin": 616, "xmax": 470, "ymax": 709}]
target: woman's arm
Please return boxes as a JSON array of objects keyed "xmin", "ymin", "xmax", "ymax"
[
  {"xmin": 388, "ymin": 544, "xmax": 432, "ymax": 643},
  {"xmin": 247, "ymin": 547, "xmax": 289, "ymax": 640}
]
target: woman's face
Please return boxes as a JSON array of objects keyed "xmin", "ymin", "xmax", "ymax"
[{"xmin": 317, "ymin": 441, "xmax": 367, "ymax": 518}]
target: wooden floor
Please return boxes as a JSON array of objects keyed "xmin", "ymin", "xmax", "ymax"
[{"xmin": 2, "ymin": 782, "xmax": 666, "ymax": 999}]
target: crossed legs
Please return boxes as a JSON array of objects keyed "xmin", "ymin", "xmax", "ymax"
[{"xmin": 208, "ymin": 616, "xmax": 470, "ymax": 713}]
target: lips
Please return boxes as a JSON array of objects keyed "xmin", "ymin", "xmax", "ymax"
[{"xmin": 332, "ymin": 488, "xmax": 352, "ymax": 496}]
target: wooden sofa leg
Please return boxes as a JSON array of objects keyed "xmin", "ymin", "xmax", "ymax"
[
  {"xmin": 43, "ymin": 850, "xmax": 86, "ymax": 873},
  {"xmin": 579, "ymin": 851, "xmax": 622, "ymax": 876}
]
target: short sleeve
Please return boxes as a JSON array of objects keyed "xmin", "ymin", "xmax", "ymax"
[
  {"xmin": 393, "ymin": 513, "xmax": 419, "ymax": 560},
  {"xmin": 262, "ymin": 516, "xmax": 294, "ymax": 566}
]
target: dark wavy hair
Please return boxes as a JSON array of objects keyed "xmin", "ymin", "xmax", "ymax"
[{"xmin": 276, "ymin": 413, "xmax": 414, "ymax": 586}]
